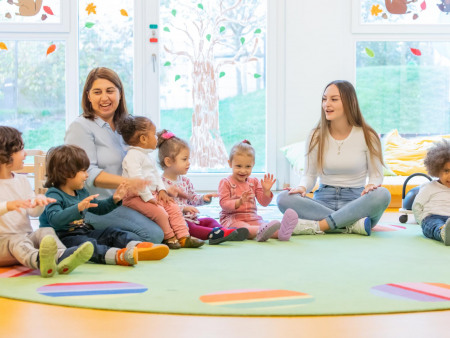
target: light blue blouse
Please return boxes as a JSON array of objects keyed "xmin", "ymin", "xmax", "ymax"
[{"xmin": 65, "ymin": 116, "xmax": 128, "ymax": 198}]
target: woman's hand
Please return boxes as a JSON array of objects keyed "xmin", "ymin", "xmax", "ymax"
[
  {"xmin": 203, "ymin": 193, "xmax": 218, "ymax": 203},
  {"xmin": 157, "ymin": 190, "xmax": 173, "ymax": 204},
  {"xmin": 126, "ymin": 178, "xmax": 151, "ymax": 195},
  {"xmin": 288, "ymin": 186, "xmax": 307, "ymax": 197},
  {"xmin": 261, "ymin": 173, "xmax": 276, "ymax": 193},
  {"xmin": 361, "ymin": 184, "xmax": 380, "ymax": 196},
  {"xmin": 78, "ymin": 194, "xmax": 99, "ymax": 212},
  {"xmin": 113, "ymin": 181, "xmax": 128, "ymax": 204}
]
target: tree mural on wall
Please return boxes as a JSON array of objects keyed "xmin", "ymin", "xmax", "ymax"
[{"xmin": 162, "ymin": 0, "xmax": 265, "ymax": 169}]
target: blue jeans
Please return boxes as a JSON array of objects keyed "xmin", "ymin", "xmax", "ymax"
[
  {"xmin": 277, "ymin": 185, "xmax": 391, "ymax": 230},
  {"xmin": 58, "ymin": 226, "xmax": 141, "ymax": 264},
  {"xmin": 85, "ymin": 205, "xmax": 164, "ymax": 243},
  {"xmin": 421, "ymin": 215, "xmax": 449, "ymax": 242}
]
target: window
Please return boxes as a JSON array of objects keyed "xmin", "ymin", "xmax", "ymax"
[
  {"xmin": 159, "ymin": 0, "xmax": 267, "ymax": 172},
  {"xmin": 353, "ymin": 0, "xmax": 450, "ymax": 136}
]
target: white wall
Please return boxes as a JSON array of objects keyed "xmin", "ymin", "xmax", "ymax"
[
  {"xmin": 275, "ymin": 0, "xmax": 355, "ymax": 187},
  {"xmin": 284, "ymin": 0, "xmax": 354, "ymax": 144}
]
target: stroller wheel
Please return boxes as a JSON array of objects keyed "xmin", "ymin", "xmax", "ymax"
[{"xmin": 399, "ymin": 214, "xmax": 408, "ymax": 223}]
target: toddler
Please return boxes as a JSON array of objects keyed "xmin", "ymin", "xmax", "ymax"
[
  {"xmin": 412, "ymin": 139, "xmax": 450, "ymax": 245},
  {"xmin": 0, "ymin": 126, "xmax": 93, "ymax": 277},
  {"xmin": 117, "ymin": 116, "xmax": 204, "ymax": 249},
  {"xmin": 158, "ymin": 130, "xmax": 247, "ymax": 245},
  {"xmin": 39, "ymin": 144, "xmax": 169, "ymax": 266},
  {"xmin": 218, "ymin": 140, "xmax": 298, "ymax": 241}
]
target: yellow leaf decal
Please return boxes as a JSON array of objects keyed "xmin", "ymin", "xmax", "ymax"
[
  {"xmin": 120, "ymin": 9, "xmax": 128, "ymax": 17},
  {"xmin": 371, "ymin": 4, "xmax": 382, "ymax": 16},
  {"xmin": 0, "ymin": 42, "xmax": 7, "ymax": 50}
]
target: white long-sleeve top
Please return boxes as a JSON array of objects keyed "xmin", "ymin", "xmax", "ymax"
[
  {"xmin": 298, "ymin": 127, "xmax": 384, "ymax": 192},
  {"xmin": 122, "ymin": 146, "xmax": 166, "ymax": 202},
  {"xmin": 412, "ymin": 180, "xmax": 450, "ymax": 224},
  {"xmin": 0, "ymin": 173, "xmax": 45, "ymax": 235}
]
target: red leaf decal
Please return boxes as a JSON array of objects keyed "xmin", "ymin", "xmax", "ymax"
[
  {"xmin": 420, "ymin": 1, "xmax": 426, "ymax": 10},
  {"xmin": 43, "ymin": 6, "xmax": 54, "ymax": 15},
  {"xmin": 410, "ymin": 48, "xmax": 421, "ymax": 56}
]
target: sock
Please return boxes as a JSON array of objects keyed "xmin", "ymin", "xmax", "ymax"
[
  {"xmin": 57, "ymin": 242, "xmax": 94, "ymax": 274},
  {"xmin": 115, "ymin": 247, "xmax": 138, "ymax": 266}
]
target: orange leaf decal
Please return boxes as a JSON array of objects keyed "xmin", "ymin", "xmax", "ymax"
[
  {"xmin": 0, "ymin": 42, "xmax": 7, "ymax": 50},
  {"xmin": 43, "ymin": 6, "xmax": 54, "ymax": 15},
  {"xmin": 410, "ymin": 48, "xmax": 421, "ymax": 56},
  {"xmin": 86, "ymin": 3, "xmax": 96, "ymax": 15},
  {"xmin": 420, "ymin": 1, "xmax": 426, "ymax": 10},
  {"xmin": 120, "ymin": 9, "xmax": 128, "ymax": 16},
  {"xmin": 46, "ymin": 44, "xmax": 56, "ymax": 56},
  {"xmin": 371, "ymin": 4, "xmax": 383, "ymax": 16}
]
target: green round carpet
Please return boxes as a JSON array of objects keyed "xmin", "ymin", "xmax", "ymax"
[{"xmin": 1, "ymin": 222, "xmax": 450, "ymax": 316}]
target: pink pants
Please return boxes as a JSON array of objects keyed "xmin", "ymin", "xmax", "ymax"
[
  {"xmin": 224, "ymin": 220, "xmax": 279, "ymax": 240},
  {"xmin": 186, "ymin": 218, "xmax": 221, "ymax": 240},
  {"xmin": 124, "ymin": 195, "xmax": 189, "ymax": 240}
]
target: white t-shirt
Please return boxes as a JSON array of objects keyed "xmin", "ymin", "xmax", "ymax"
[
  {"xmin": 412, "ymin": 180, "xmax": 450, "ymax": 224},
  {"xmin": 0, "ymin": 173, "xmax": 44, "ymax": 235},
  {"xmin": 298, "ymin": 127, "xmax": 384, "ymax": 192}
]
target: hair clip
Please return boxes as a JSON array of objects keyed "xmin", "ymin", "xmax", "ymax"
[
  {"xmin": 161, "ymin": 132, "xmax": 175, "ymax": 140},
  {"xmin": 242, "ymin": 139, "xmax": 250, "ymax": 144}
]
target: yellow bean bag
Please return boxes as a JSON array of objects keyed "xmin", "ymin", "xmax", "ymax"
[{"xmin": 383, "ymin": 130, "xmax": 450, "ymax": 176}]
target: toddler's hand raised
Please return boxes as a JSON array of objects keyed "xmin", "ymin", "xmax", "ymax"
[
  {"xmin": 78, "ymin": 194, "xmax": 99, "ymax": 212},
  {"xmin": 261, "ymin": 173, "xmax": 276, "ymax": 192},
  {"xmin": 32, "ymin": 195, "xmax": 56, "ymax": 207},
  {"xmin": 6, "ymin": 199, "xmax": 32, "ymax": 213},
  {"xmin": 203, "ymin": 192, "xmax": 218, "ymax": 203},
  {"xmin": 113, "ymin": 181, "xmax": 128, "ymax": 204}
]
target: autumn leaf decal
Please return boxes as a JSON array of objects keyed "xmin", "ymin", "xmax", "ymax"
[
  {"xmin": 371, "ymin": 5, "xmax": 382, "ymax": 16},
  {"xmin": 365, "ymin": 48, "xmax": 375, "ymax": 58},
  {"xmin": 120, "ymin": 9, "xmax": 128, "ymax": 17},
  {"xmin": 43, "ymin": 6, "xmax": 54, "ymax": 15},
  {"xmin": 410, "ymin": 48, "xmax": 422, "ymax": 56},
  {"xmin": 86, "ymin": 3, "xmax": 96, "ymax": 15},
  {"xmin": 0, "ymin": 42, "xmax": 8, "ymax": 50},
  {"xmin": 85, "ymin": 22, "xmax": 95, "ymax": 28},
  {"xmin": 47, "ymin": 44, "xmax": 56, "ymax": 56}
]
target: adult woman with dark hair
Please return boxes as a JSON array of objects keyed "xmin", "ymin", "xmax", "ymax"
[
  {"xmin": 65, "ymin": 67, "xmax": 163, "ymax": 243},
  {"xmin": 277, "ymin": 80, "xmax": 391, "ymax": 236}
]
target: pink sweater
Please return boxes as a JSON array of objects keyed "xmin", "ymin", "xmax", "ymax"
[{"xmin": 218, "ymin": 176, "xmax": 273, "ymax": 227}]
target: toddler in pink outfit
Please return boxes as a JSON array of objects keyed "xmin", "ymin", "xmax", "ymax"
[
  {"xmin": 218, "ymin": 140, "xmax": 298, "ymax": 241},
  {"xmin": 117, "ymin": 116, "xmax": 204, "ymax": 250}
]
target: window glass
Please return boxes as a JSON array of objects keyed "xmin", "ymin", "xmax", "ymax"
[
  {"xmin": 356, "ymin": 41, "xmax": 450, "ymax": 135},
  {"xmin": 359, "ymin": 0, "xmax": 450, "ymax": 25},
  {"xmin": 0, "ymin": 40, "xmax": 66, "ymax": 151},
  {"xmin": 78, "ymin": 0, "xmax": 134, "ymax": 114},
  {"xmin": 159, "ymin": 0, "xmax": 267, "ymax": 172}
]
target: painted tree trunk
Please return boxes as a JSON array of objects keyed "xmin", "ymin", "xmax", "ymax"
[{"xmin": 190, "ymin": 59, "xmax": 228, "ymax": 169}]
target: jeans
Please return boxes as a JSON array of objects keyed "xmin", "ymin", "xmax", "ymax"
[
  {"xmin": 277, "ymin": 185, "xmax": 391, "ymax": 230},
  {"xmin": 421, "ymin": 214, "xmax": 449, "ymax": 242},
  {"xmin": 58, "ymin": 226, "xmax": 140, "ymax": 264},
  {"xmin": 85, "ymin": 205, "xmax": 164, "ymax": 243}
]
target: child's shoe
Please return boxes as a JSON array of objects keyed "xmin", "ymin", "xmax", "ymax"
[
  {"xmin": 256, "ymin": 220, "xmax": 281, "ymax": 242},
  {"xmin": 116, "ymin": 247, "xmax": 138, "ymax": 266},
  {"xmin": 345, "ymin": 217, "xmax": 372, "ymax": 236},
  {"xmin": 57, "ymin": 241, "xmax": 94, "ymax": 274},
  {"xmin": 179, "ymin": 236, "xmax": 204, "ymax": 248},
  {"xmin": 228, "ymin": 227, "xmax": 249, "ymax": 241},
  {"xmin": 293, "ymin": 219, "xmax": 323, "ymax": 235},
  {"xmin": 278, "ymin": 208, "xmax": 298, "ymax": 241},
  {"xmin": 135, "ymin": 242, "xmax": 169, "ymax": 260},
  {"xmin": 163, "ymin": 236, "xmax": 181, "ymax": 250},
  {"xmin": 441, "ymin": 218, "xmax": 450, "ymax": 246},
  {"xmin": 208, "ymin": 227, "xmax": 238, "ymax": 245},
  {"xmin": 39, "ymin": 235, "xmax": 58, "ymax": 278}
]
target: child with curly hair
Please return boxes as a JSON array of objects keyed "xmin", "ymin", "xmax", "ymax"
[
  {"xmin": 0, "ymin": 126, "xmax": 93, "ymax": 277},
  {"xmin": 413, "ymin": 139, "xmax": 450, "ymax": 245},
  {"xmin": 117, "ymin": 116, "xmax": 204, "ymax": 249},
  {"xmin": 157, "ymin": 130, "xmax": 246, "ymax": 245}
]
